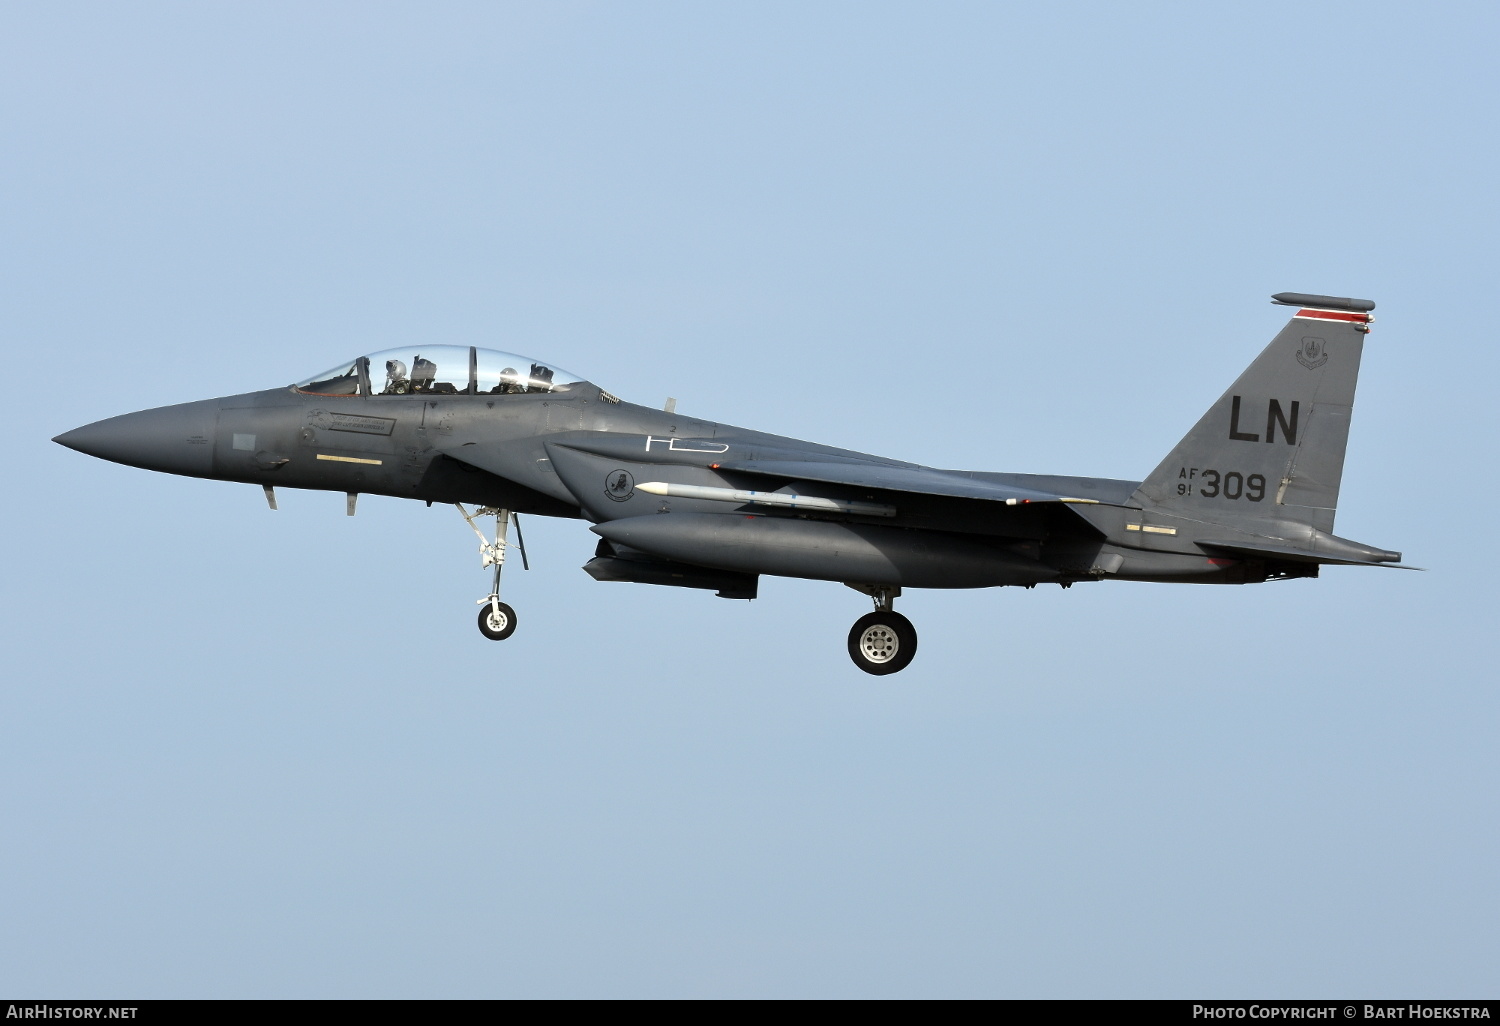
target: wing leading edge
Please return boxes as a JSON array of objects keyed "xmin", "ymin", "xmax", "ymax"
[{"xmin": 709, "ymin": 459, "xmax": 1119, "ymax": 507}]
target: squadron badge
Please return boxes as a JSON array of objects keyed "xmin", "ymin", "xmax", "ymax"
[
  {"xmin": 605, "ymin": 469, "xmax": 635, "ymax": 502},
  {"xmin": 1296, "ymin": 336, "xmax": 1328, "ymax": 370}
]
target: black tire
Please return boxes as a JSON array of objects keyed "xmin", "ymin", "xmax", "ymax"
[
  {"xmin": 477, "ymin": 601, "xmax": 518, "ymax": 641},
  {"xmin": 847, "ymin": 610, "xmax": 917, "ymax": 675}
]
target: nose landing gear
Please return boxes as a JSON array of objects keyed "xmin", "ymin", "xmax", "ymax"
[
  {"xmin": 457, "ymin": 504, "xmax": 529, "ymax": 641},
  {"xmin": 845, "ymin": 586, "xmax": 916, "ymax": 675},
  {"xmin": 478, "ymin": 600, "xmax": 517, "ymax": 641}
]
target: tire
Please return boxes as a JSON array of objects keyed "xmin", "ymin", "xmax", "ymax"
[
  {"xmin": 847, "ymin": 610, "xmax": 917, "ymax": 675},
  {"xmin": 477, "ymin": 601, "xmax": 518, "ymax": 641}
]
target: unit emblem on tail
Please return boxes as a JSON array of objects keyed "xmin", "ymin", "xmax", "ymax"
[{"xmin": 1297, "ymin": 336, "xmax": 1328, "ymax": 370}]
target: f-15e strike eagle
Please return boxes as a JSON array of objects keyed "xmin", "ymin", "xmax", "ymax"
[{"xmin": 55, "ymin": 292, "xmax": 1409, "ymax": 674}]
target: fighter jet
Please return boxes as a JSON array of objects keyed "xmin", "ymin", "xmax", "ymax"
[{"xmin": 54, "ymin": 292, "xmax": 1410, "ymax": 674}]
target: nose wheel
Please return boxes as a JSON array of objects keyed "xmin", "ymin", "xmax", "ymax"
[
  {"xmin": 845, "ymin": 586, "xmax": 917, "ymax": 675},
  {"xmin": 477, "ymin": 601, "xmax": 518, "ymax": 641},
  {"xmin": 457, "ymin": 504, "xmax": 529, "ymax": 642}
]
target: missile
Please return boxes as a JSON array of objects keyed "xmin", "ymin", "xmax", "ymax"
[{"xmin": 636, "ymin": 481, "xmax": 897, "ymax": 517}]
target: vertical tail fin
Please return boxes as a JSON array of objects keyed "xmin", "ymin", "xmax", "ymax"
[{"xmin": 1130, "ymin": 293, "xmax": 1374, "ymax": 533}]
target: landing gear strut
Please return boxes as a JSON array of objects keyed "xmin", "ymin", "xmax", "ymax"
[
  {"xmin": 845, "ymin": 586, "xmax": 917, "ymax": 675},
  {"xmin": 457, "ymin": 504, "xmax": 529, "ymax": 641}
]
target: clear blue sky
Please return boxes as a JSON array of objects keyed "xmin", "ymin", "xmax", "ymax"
[{"xmin": 2, "ymin": 1, "xmax": 1496, "ymax": 998}]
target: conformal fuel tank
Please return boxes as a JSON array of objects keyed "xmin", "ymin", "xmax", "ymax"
[{"xmin": 590, "ymin": 513, "xmax": 1056, "ymax": 589}]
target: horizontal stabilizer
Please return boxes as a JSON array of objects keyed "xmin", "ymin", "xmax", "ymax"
[{"xmin": 1197, "ymin": 538, "xmax": 1420, "ymax": 569}]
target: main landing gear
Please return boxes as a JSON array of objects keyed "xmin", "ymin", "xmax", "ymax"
[
  {"xmin": 456, "ymin": 504, "xmax": 529, "ymax": 641},
  {"xmin": 846, "ymin": 586, "xmax": 917, "ymax": 675}
]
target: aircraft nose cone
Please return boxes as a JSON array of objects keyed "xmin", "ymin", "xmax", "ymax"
[{"xmin": 54, "ymin": 400, "xmax": 218, "ymax": 477}]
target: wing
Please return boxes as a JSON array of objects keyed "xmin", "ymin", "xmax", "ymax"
[
  {"xmin": 689, "ymin": 458, "xmax": 1132, "ymax": 544},
  {"xmin": 711, "ymin": 459, "xmax": 1114, "ymax": 507},
  {"xmin": 441, "ymin": 428, "xmax": 1130, "ymax": 540}
]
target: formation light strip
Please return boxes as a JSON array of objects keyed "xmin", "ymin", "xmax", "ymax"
[
  {"xmin": 316, "ymin": 454, "xmax": 383, "ymax": 465},
  {"xmin": 1125, "ymin": 523, "xmax": 1178, "ymax": 535}
]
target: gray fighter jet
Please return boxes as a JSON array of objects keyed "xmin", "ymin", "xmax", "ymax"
[{"xmin": 55, "ymin": 292, "xmax": 1410, "ymax": 674}]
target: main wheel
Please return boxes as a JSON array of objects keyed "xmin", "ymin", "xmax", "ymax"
[
  {"xmin": 477, "ymin": 601, "xmax": 518, "ymax": 641},
  {"xmin": 847, "ymin": 610, "xmax": 917, "ymax": 675}
]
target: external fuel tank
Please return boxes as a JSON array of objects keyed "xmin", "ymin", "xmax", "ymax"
[{"xmin": 591, "ymin": 513, "xmax": 1056, "ymax": 589}]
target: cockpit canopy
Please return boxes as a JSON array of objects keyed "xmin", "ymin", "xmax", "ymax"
[{"xmin": 295, "ymin": 346, "xmax": 585, "ymax": 398}]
